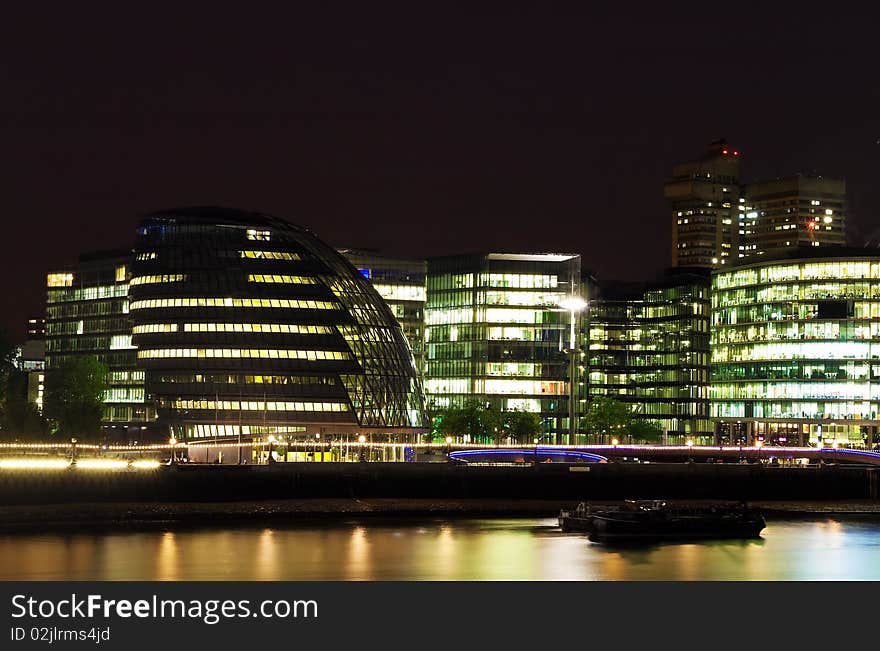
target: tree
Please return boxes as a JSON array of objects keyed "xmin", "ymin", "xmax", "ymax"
[
  {"xmin": 436, "ymin": 401, "xmax": 503, "ymax": 444},
  {"xmin": 582, "ymin": 396, "xmax": 631, "ymax": 443},
  {"xmin": 627, "ymin": 419, "xmax": 664, "ymax": 444},
  {"xmin": 43, "ymin": 356, "xmax": 108, "ymax": 442},
  {"xmin": 502, "ymin": 410, "xmax": 543, "ymax": 444},
  {"xmin": 1, "ymin": 369, "xmax": 48, "ymax": 440}
]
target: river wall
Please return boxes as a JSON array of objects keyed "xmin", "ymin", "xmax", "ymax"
[{"xmin": 0, "ymin": 462, "xmax": 877, "ymax": 505}]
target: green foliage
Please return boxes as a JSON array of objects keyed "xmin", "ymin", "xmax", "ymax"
[
  {"xmin": 582, "ymin": 396, "xmax": 631, "ymax": 442},
  {"xmin": 433, "ymin": 403, "xmax": 543, "ymax": 445},
  {"xmin": 43, "ymin": 356, "xmax": 108, "ymax": 442},
  {"xmin": 436, "ymin": 401, "xmax": 503, "ymax": 443},
  {"xmin": 502, "ymin": 410, "xmax": 543, "ymax": 444},
  {"xmin": 583, "ymin": 396, "xmax": 665, "ymax": 443},
  {"xmin": 0, "ymin": 327, "xmax": 23, "ymax": 438},
  {"xmin": 1, "ymin": 370, "xmax": 48, "ymax": 440},
  {"xmin": 626, "ymin": 419, "xmax": 664, "ymax": 443}
]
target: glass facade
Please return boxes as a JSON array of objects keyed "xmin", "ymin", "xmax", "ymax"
[
  {"xmin": 711, "ymin": 250, "xmax": 880, "ymax": 446},
  {"xmin": 338, "ymin": 249, "xmax": 427, "ymax": 377},
  {"xmin": 425, "ymin": 253, "xmax": 581, "ymax": 441},
  {"xmin": 44, "ymin": 250, "xmax": 156, "ymax": 437},
  {"xmin": 585, "ymin": 270, "xmax": 712, "ymax": 440},
  {"xmin": 130, "ymin": 207, "xmax": 425, "ymax": 442}
]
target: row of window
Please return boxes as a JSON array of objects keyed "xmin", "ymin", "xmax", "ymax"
[
  {"xmin": 129, "ymin": 274, "xmax": 187, "ymax": 286},
  {"xmin": 137, "ymin": 348, "xmax": 352, "ymax": 360},
  {"xmin": 133, "ymin": 323, "xmax": 335, "ymax": 335},
  {"xmin": 247, "ymin": 274, "xmax": 317, "ymax": 284},
  {"xmin": 715, "ymin": 262, "xmax": 880, "ymax": 290},
  {"xmin": 170, "ymin": 400, "xmax": 349, "ymax": 412},
  {"xmin": 130, "ymin": 298, "xmax": 338, "ymax": 310},
  {"xmin": 711, "ymin": 381, "xmax": 880, "ymax": 401},
  {"xmin": 47, "ymin": 285, "xmax": 128, "ymax": 303},
  {"xmin": 154, "ymin": 373, "xmax": 334, "ymax": 385},
  {"xmin": 240, "ymin": 250, "xmax": 301, "ymax": 260}
]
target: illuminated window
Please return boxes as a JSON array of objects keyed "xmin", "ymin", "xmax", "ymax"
[
  {"xmin": 180, "ymin": 323, "xmax": 333, "ymax": 334},
  {"xmin": 247, "ymin": 274, "xmax": 317, "ymax": 284},
  {"xmin": 132, "ymin": 324, "xmax": 180, "ymax": 334},
  {"xmin": 129, "ymin": 274, "xmax": 188, "ymax": 286},
  {"xmin": 47, "ymin": 273, "xmax": 74, "ymax": 287},
  {"xmin": 137, "ymin": 348, "xmax": 352, "ymax": 360},
  {"xmin": 115, "ymin": 265, "xmax": 127, "ymax": 282},
  {"xmin": 246, "ymin": 229, "xmax": 271, "ymax": 241},
  {"xmin": 372, "ymin": 284, "xmax": 427, "ymax": 302},
  {"xmin": 129, "ymin": 298, "xmax": 339, "ymax": 310},
  {"xmin": 110, "ymin": 335, "xmax": 135, "ymax": 350},
  {"xmin": 171, "ymin": 399, "xmax": 349, "ymax": 412},
  {"xmin": 239, "ymin": 250, "xmax": 300, "ymax": 260}
]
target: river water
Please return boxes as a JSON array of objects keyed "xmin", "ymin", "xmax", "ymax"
[{"xmin": 1, "ymin": 517, "xmax": 878, "ymax": 580}]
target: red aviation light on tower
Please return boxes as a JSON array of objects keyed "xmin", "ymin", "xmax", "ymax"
[
  {"xmin": 733, "ymin": 150, "xmax": 739, "ymax": 156},
  {"xmin": 722, "ymin": 149, "xmax": 729, "ymax": 155}
]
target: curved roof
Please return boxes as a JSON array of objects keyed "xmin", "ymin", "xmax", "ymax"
[{"xmin": 131, "ymin": 207, "xmax": 426, "ymax": 436}]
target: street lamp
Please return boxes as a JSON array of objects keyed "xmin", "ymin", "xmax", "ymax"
[
  {"xmin": 358, "ymin": 434, "xmax": 367, "ymax": 462},
  {"xmin": 611, "ymin": 438, "xmax": 619, "ymax": 447},
  {"xmin": 267, "ymin": 434, "xmax": 276, "ymax": 464},
  {"xmin": 559, "ymin": 296, "xmax": 587, "ymax": 446},
  {"xmin": 169, "ymin": 436, "xmax": 177, "ymax": 464}
]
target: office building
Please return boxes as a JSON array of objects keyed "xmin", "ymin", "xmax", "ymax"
[
  {"xmin": 585, "ymin": 268, "xmax": 712, "ymax": 441},
  {"xmin": 741, "ymin": 175, "xmax": 847, "ymax": 258},
  {"xmin": 711, "ymin": 248, "xmax": 880, "ymax": 447},
  {"xmin": 130, "ymin": 207, "xmax": 425, "ymax": 443},
  {"xmin": 44, "ymin": 250, "xmax": 155, "ymax": 439},
  {"xmin": 338, "ymin": 249, "xmax": 427, "ymax": 376},
  {"xmin": 424, "ymin": 253, "xmax": 581, "ymax": 442},
  {"xmin": 666, "ymin": 139, "xmax": 741, "ymax": 268}
]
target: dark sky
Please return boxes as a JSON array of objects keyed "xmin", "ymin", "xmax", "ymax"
[{"xmin": 1, "ymin": 3, "xmax": 878, "ymax": 340}]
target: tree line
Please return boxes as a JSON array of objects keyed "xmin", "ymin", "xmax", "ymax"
[
  {"xmin": 0, "ymin": 328, "xmax": 107, "ymax": 442},
  {"xmin": 431, "ymin": 396, "xmax": 664, "ymax": 444}
]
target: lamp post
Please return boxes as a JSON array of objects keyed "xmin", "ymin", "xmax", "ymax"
[
  {"xmin": 169, "ymin": 437, "xmax": 177, "ymax": 464},
  {"xmin": 358, "ymin": 434, "xmax": 367, "ymax": 462},
  {"xmin": 559, "ymin": 296, "xmax": 587, "ymax": 446},
  {"xmin": 267, "ymin": 435, "xmax": 276, "ymax": 464}
]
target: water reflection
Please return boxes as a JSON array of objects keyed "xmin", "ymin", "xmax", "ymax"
[{"xmin": 1, "ymin": 517, "xmax": 879, "ymax": 581}]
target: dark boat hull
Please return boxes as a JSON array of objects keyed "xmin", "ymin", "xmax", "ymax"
[
  {"xmin": 559, "ymin": 515, "xmax": 594, "ymax": 533},
  {"xmin": 588, "ymin": 513, "xmax": 765, "ymax": 542}
]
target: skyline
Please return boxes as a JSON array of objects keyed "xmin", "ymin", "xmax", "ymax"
[{"xmin": 2, "ymin": 4, "xmax": 878, "ymax": 339}]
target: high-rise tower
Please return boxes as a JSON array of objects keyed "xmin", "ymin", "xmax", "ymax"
[{"xmin": 665, "ymin": 140, "xmax": 741, "ymax": 268}]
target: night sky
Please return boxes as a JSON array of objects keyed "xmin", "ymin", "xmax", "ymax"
[{"xmin": 1, "ymin": 4, "xmax": 877, "ymax": 340}]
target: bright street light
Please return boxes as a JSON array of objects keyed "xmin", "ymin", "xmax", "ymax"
[{"xmin": 558, "ymin": 295, "xmax": 587, "ymax": 446}]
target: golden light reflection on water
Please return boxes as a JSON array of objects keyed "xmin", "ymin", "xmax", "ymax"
[
  {"xmin": 1, "ymin": 518, "xmax": 879, "ymax": 581},
  {"xmin": 157, "ymin": 532, "xmax": 179, "ymax": 581}
]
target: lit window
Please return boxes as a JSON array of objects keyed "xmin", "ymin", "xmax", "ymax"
[
  {"xmin": 239, "ymin": 250, "xmax": 300, "ymax": 260},
  {"xmin": 246, "ymin": 229, "xmax": 271, "ymax": 241},
  {"xmin": 47, "ymin": 273, "xmax": 74, "ymax": 287},
  {"xmin": 247, "ymin": 274, "xmax": 316, "ymax": 284}
]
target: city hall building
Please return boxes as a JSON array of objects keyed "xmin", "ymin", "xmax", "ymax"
[
  {"xmin": 711, "ymin": 248, "xmax": 880, "ymax": 448},
  {"xmin": 128, "ymin": 207, "xmax": 426, "ymax": 443}
]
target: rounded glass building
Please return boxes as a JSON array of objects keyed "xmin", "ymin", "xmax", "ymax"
[
  {"xmin": 130, "ymin": 207, "xmax": 425, "ymax": 443},
  {"xmin": 711, "ymin": 249, "xmax": 880, "ymax": 447}
]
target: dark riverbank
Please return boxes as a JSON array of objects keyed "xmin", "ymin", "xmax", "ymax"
[
  {"xmin": 1, "ymin": 461, "xmax": 878, "ymax": 505},
  {"xmin": 1, "ymin": 498, "xmax": 879, "ymax": 533}
]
